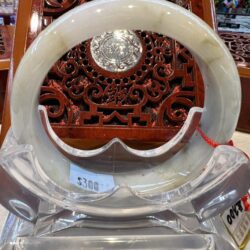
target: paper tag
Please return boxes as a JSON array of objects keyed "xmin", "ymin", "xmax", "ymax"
[
  {"xmin": 69, "ymin": 164, "xmax": 115, "ymax": 193},
  {"xmin": 222, "ymin": 199, "xmax": 250, "ymax": 246}
]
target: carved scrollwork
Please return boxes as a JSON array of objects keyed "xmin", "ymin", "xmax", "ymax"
[
  {"xmin": 220, "ymin": 32, "xmax": 250, "ymax": 66},
  {"xmin": 0, "ymin": 31, "xmax": 5, "ymax": 56},
  {"xmin": 43, "ymin": 0, "xmax": 89, "ymax": 16},
  {"xmin": 0, "ymin": 26, "xmax": 11, "ymax": 60},
  {"xmin": 41, "ymin": 31, "xmax": 202, "ymax": 129},
  {"xmin": 159, "ymin": 90, "xmax": 195, "ymax": 126},
  {"xmin": 38, "ymin": 0, "xmax": 204, "ymax": 142},
  {"xmin": 40, "ymin": 81, "xmax": 82, "ymax": 125}
]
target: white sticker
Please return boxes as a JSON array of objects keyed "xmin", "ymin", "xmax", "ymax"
[
  {"xmin": 222, "ymin": 200, "xmax": 250, "ymax": 246},
  {"xmin": 70, "ymin": 164, "xmax": 115, "ymax": 193}
]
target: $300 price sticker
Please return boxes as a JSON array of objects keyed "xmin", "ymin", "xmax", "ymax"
[{"xmin": 69, "ymin": 164, "xmax": 115, "ymax": 193}]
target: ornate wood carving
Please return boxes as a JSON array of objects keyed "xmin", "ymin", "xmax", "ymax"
[
  {"xmin": 40, "ymin": 32, "xmax": 203, "ymax": 129},
  {"xmin": 0, "ymin": 30, "xmax": 6, "ymax": 57},
  {"xmin": 43, "ymin": 0, "xmax": 88, "ymax": 16},
  {"xmin": 219, "ymin": 32, "xmax": 250, "ymax": 68},
  {"xmin": 0, "ymin": 26, "xmax": 11, "ymax": 60},
  {"xmin": 0, "ymin": 0, "xmax": 216, "ymax": 148},
  {"xmin": 37, "ymin": 0, "xmax": 205, "ymax": 145},
  {"xmin": 219, "ymin": 31, "xmax": 250, "ymax": 133}
]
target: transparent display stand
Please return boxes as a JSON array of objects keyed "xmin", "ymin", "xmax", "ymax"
[
  {"xmin": 0, "ymin": 126, "xmax": 249, "ymax": 249},
  {"xmin": 0, "ymin": 206, "xmax": 240, "ymax": 249}
]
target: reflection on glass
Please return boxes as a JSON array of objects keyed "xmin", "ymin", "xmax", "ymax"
[
  {"xmin": 0, "ymin": 0, "xmax": 17, "ymax": 25},
  {"xmin": 30, "ymin": 12, "xmax": 39, "ymax": 34},
  {"xmin": 215, "ymin": 0, "xmax": 250, "ymax": 33}
]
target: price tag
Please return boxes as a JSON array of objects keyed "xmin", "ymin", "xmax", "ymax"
[
  {"xmin": 222, "ymin": 198, "xmax": 250, "ymax": 246},
  {"xmin": 69, "ymin": 164, "xmax": 115, "ymax": 193}
]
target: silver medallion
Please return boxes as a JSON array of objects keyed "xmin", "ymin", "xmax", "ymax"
[{"xmin": 90, "ymin": 30, "xmax": 143, "ymax": 73}]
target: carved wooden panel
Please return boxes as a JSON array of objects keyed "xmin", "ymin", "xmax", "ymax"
[
  {"xmin": 219, "ymin": 32, "xmax": 250, "ymax": 68},
  {"xmin": 219, "ymin": 31, "xmax": 250, "ymax": 133},
  {"xmin": 0, "ymin": 26, "xmax": 11, "ymax": 60},
  {"xmin": 0, "ymin": 30, "xmax": 5, "ymax": 57},
  {"xmin": 31, "ymin": 0, "xmax": 205, "ymax": 146},
  {"xmin": 40, "ymin": 32, "xmax": 203, "ymax": 129},
  {"xmin": 40, "ymin": 0, "xmax": 204, "ymax": 144}
]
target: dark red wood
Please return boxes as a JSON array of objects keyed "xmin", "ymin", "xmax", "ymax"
[
  {"xmin": 0, "ymin": 70, "xmax": 8, "ymax": 122},
  {"xmin": 39, "ymin": 32, "xmax": 204, "ymax": 142},
  {"xmin": 219, "ymin": 31, "xmax": 250, "ymax": 133},
  {"xmin": 0, "ymin": 26, "xmax": 12, "ymax": 60},
  {"xmin": 30, "ymin": 0, "xmax": 205, "ymax": 147},
  {"xmin": 237, "ymin": 77, "xmax": 250, "ymax": 133},
  {"xmin": 1, "ymin": 0, "xmax": 219, "ymax": 148},
  {"xmin": 219, "ymin": 32, "xmax": 250, "ymax": 68}
]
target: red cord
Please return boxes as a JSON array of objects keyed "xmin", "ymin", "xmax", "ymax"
[
  {"xmin": 196, "ymin": 127, "xmax": 233, "ymax": 148},
  {"xmin": 197, "ymin": 127, "xmax": 249, "ymax": 159},
  {"xmin": 197, "ymin": 127, "xmax": 220, "ymax": 148}
]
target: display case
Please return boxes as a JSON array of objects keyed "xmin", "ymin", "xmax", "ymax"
[{"xmin": 215, "ymin": 0, "xmax": 250, "ymax": 133}]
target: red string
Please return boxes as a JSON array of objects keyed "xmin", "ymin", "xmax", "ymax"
[
  {"xmin": 196, "ymin": 127, "xmax": 233, "ymax": 148},
  {"xmin": 197, "ymin": 127, "xmax": 249, "ymax": 159}
]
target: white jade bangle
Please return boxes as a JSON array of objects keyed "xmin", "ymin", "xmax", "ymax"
[{"xmin": 10, "ymin": 0, "xmax": 241, "ymax": 216}]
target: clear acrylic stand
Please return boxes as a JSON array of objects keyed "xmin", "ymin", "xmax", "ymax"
[{"xmin": 0, "ymin": 128, "xmax": 249, "ymax": 249}]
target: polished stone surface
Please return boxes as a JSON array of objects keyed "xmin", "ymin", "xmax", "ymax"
[{"xmin": 91, "ymin": 30, "xmax": 142, "ymax": 72}]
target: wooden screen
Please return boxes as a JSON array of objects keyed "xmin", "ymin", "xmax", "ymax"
[
  {"xmin": 219, "ymin": 32, "xmax": 250, "ymax": 133},
  {"xmin": 0, "ymin": 0, "xmax": 216, "ymax": 148}
]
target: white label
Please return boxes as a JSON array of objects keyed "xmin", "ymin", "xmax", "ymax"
[
  {"xmin": 70, "ymin": 164, "xmax": 115, "ymax": 193},
  {"xmin": 222, "ymin": 200, "xmax": 250, "ymax": 246}
]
